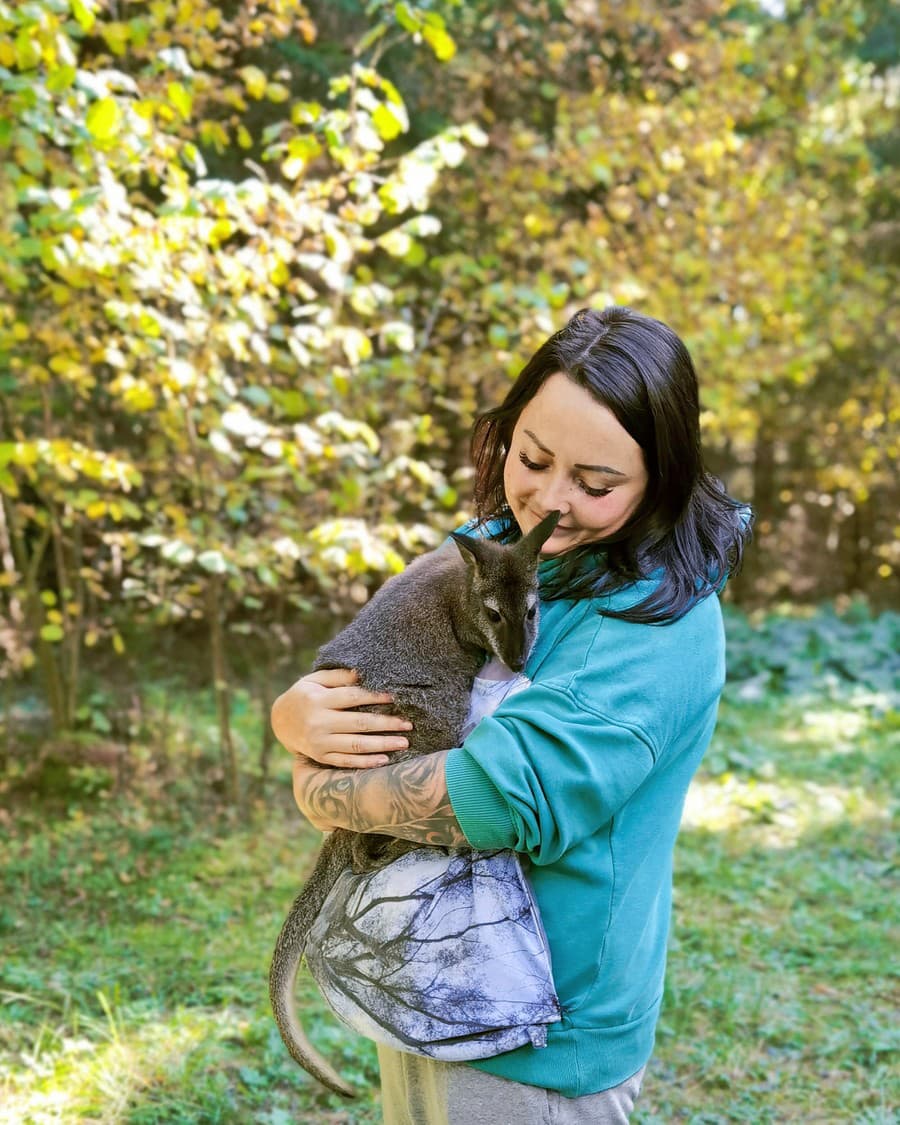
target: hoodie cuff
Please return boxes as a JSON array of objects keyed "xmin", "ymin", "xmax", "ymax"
[{"xmin": 445, "ymin": 746, "xmax": 518, "ymax": 850}]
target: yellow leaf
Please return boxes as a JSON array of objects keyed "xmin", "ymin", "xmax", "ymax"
[
  {"xmin": 100, "ymin": 21, "xmax": 130, "ymax": 56},
  {"xmin": 71, "ymin": 0, "xmax": 96, "ymax": 32},
  {"xmin": 240, "ymin": 66, "xmax": 267, "ymax": 100},
  {"xmin": 372, "ymin": 103, "xmax": 405, "ymax": 141},
  {"xmin": 168, "ymin": 81, "xmax": 192, "ymax": 120},
  {"xmin": 112, "ymin": 632, "xmax": 125, "ymax": 655},
  {"xmin": 86, "ymin": 97, "xmax": 123, "ymax": 142},
  {"xmin": 421, "ymin": 25, "xmax": 456, "ymax": 61},
  {"xmin": 122, "ymin": 383, "xmax": 157, "ymax": 412},
  {"xmin": 266, "ymin": 82, "xmax": 291, "ymax": 103}
]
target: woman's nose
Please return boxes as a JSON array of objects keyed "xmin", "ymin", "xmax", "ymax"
[{"xmin": 536, "ymin": 473, "xmax": 572, "ymax": 513}]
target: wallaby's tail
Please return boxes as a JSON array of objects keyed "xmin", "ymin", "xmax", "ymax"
[{"xmin": 269, "ymin": 831, "xmax": 357, "ymax": 1098}]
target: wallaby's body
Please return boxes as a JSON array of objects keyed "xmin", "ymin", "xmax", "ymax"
[{"xmin": 269, "ymin": 512, "xmax": 559, "ymax": 1097}]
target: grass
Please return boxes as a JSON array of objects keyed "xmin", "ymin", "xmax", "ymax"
[
  {"xmin": 1, "ymin": 613, "xmax": 897, "ymax": 1123},
  {"xmin": 641, "ymin": 693, "xmax": 899, "ymax": 1123}
]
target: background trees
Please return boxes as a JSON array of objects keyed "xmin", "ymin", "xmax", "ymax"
[{"xmin": 2, "ymin": 0, "xmax": 897, "ymax": 770}]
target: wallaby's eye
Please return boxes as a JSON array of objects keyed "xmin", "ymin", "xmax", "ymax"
[
  {"xmin": 486, "ymin": 608, "xmax": 502, "ymax": 624},
  {"xmin": 526, "ymin": 606, "xmax": 537, "ymax": 620}
]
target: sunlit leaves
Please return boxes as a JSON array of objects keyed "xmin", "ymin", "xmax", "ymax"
[
  {"xmin": 0, "ymin": 0, "xmax": 479, "ymax": 732},
  {"xmin": 238, "ymin": 65, "xmax": 267, "ymax": 100},
  {"xmin": 70, "ymin": 0, "xmax": 97, "ymax": 34},
  {"xmin": 167, "ymin": 81, "xmax": 192, "ymax": 120}
]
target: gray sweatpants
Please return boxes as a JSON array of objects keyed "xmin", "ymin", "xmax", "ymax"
[{"xmin": 377, "ymin": 1045, "xmax": 645, "ymax": 1125}]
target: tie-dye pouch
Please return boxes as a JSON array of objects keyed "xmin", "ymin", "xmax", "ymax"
[{"xmin": 305, "ymin": 847, "xmax": 561, "ymax": 1060}]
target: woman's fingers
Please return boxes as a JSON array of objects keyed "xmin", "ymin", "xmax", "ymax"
[
  {"xmin": 317, "ymin": 750, "xmax": 393, "ymax": 769},
  {"xmin": 272, "ymin": 668, "xmax": 412, "ymax": 765},
  {"xmin": 326, "ymin": 684, "xmax": 397, "ymax": 711},
  {"xmin": 306, "ymin": 672, "xmax": 404, "ymax": 715},
  {"xmin": 305, "ymin": 667, "xmax": 360, "ymax": 688},
  {"xmin": 327, "ymin": 706, "xmax": 412, "ymax": 737},
  {"xmin": 315, "ymin": 733, "xmax": 411, "ymax": 769}
]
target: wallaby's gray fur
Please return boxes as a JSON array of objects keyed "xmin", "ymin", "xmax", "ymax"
[{"xmin": 269, "ymin": 511, "xmax": 560, "ymax": 1097}]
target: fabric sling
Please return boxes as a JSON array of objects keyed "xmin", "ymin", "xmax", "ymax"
[{"xmin": 305, "ymin": 846, "xmax": 561, "ymax": 1060}]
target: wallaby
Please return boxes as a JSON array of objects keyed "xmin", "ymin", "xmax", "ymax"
[{"xmin": 270, "ymin": 510, "xmax": 560, "ymax": 1097}]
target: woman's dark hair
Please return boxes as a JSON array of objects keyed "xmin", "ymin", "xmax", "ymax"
[{"xmin": 471, "ymin": 306, "xmax": 752, "ymax": 624}]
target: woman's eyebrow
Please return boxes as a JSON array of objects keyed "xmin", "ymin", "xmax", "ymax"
[{"xmin": 523, "ymin": 428, "xmax": 627, "ymax": 477}]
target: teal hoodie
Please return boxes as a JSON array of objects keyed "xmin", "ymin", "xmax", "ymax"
[{"xmin": 444, "ymin": 567, "xmax": 726, "ymax": 1096}]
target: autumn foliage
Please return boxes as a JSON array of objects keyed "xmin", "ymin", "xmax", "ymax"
[{"xmin": 1, "ymin": 1, "xmax": 897, "ymax": 779}]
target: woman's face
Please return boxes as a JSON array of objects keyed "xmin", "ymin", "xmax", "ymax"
[{"xmin": 503, "ymin": 372, "xmax": 649, "ymax": 556}]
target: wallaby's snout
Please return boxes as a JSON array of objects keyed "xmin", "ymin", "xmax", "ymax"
[{"xmin": 498, "ymin": 596, "xmax": 540, "ymax": 673}]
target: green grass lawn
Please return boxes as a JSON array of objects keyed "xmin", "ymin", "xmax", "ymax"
[{"xmin": 2, "ymin": 613, "xmax": 898, "ymax": 1123}]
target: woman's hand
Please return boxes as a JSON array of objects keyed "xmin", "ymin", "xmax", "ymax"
[{"xmin": 270, "ymin": 668, "xmax": 412, "ymax": 769}]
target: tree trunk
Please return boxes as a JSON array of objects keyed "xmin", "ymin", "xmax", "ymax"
[
  {"xmin": 730, "ymin": 409, "xmax": 778, "ymax": 604},
  {"xmin": 207, "ymin": 574, "xmax": 239, "ymax": 805},
  {"xmin": 3, "ymin": 500, "xmax": 66, "ymax": 733}
]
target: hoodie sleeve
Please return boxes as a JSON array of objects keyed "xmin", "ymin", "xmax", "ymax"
[{"xmin": 444, "ymin": 681, "xmax": 658, "ymax": 866}]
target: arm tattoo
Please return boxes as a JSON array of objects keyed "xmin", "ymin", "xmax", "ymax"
[{"xmin": 304, "ymin": 751, "xmax": 467, "ymax": 848}]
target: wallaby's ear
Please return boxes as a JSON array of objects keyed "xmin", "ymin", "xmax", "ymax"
[
  {"xmin": 450, "ymin": 530, "xmax": 490, "ymax": 570},
  {"xmin": 518, "ymin": 510, "xmax": 561, "ymax": 558}
]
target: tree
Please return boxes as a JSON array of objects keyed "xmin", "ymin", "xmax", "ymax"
[{"xmin": 0, "ymin": 0, "xmax": 481, "ymax": 792}]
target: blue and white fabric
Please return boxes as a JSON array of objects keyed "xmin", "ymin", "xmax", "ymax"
[{"xmin": 306, "ymin": 847, "xmax": 561, "ymax": 1060}]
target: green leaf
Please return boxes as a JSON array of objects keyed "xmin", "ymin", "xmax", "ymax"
[
  {"xmin": 357, "ymin": 22, "xmax": 388, "ymax": 54},
  {"xmin": 394, "ymin": 3, "xmax": 420, "ymax": 34},
  {"xmin": 40, "ymin": 624, "xmax": 64, "ymax": 643},
  {"xmin": 47, "ymin": 66, "xmax": 77, "ymax": 94}
]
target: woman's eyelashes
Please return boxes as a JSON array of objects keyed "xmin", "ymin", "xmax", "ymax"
[
  {"xmin": 518, "ymin": 451, "xmax": 546, "ymax": 472},
  {"xmin": 517, "ymin": 450, "xmax": 612, "ymax": 498}
]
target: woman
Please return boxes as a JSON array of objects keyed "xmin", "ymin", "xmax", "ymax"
[{"xmin": 272, "ymin": 306, "xmax": 751, "ymax": 1123}]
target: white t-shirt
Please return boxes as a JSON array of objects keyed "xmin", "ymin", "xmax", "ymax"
[{"xmin": 460, "ymin": 658, "xmax": 531, "ymax": 741}]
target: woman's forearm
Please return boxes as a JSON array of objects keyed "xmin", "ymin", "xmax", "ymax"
[{"xmin": 292, "ymin": 749, "xmax": 468, "ymax": 848}]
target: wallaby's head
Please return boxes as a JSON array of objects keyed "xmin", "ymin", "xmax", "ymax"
[{"xmin": 449, "ymin": 511, "xmax": 560, "ymax": 672}]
